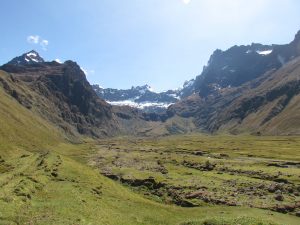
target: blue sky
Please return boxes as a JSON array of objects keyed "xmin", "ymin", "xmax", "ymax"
[{"xmin": 1, "ymin": 0, "xmax": 300, "ymax": 91}]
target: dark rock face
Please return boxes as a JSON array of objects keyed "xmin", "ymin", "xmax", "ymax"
[
  {"xmin": 1, "ymin": 58, "xmax": 118, "ymax": 137},
  {"xmin": 193, "ymin": 31, "xmax": 300, "ymax": 97},
  {"xmin": 194, "ymin": 44, "xmax": 275, "ymax": 96},
  {"xmin": 167, "ymin": 30, "xmax": 300, "ymax": 135},
  {"xmin": 232, "ymin": 80, "xmax": 300, "ymax": 124}
]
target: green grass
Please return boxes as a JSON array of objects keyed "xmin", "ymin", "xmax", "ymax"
[
  {"xmin": 0, "ymin": 71, "xmax": 63, "ymax": 157},
  {"xmin": 1, "ymin": 75, "xmax": 300, "ymax": 224},
  {"xmin": 180, "ymin": 216, "xmax": 278, "ymax": 225},
  {"xmin": 86, "ymin": 134, "xmax": 300, "ymax": 220},
  {"xmin": 1, "ymin": 149, "xmax": 299, "ymax": 225}
]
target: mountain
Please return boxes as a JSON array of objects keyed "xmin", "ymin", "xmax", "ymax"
[
  {"xmin": 0, "ymin": 50, "xmax": 194, "ymax": 138},
  {"xmin": 93, "ymin": 30, "xmax": 300, "ymax": 115},
  {"xmin": 92, "ymin": 79, "xmax": 195, "ymax": 113},
  {"xmin": 192, "ymin": 31, "xmax": 300, "ymax": 97},
  {"xmin": 0, "ymin": 51, "xmax": 119, "ymax": 138},
  {"xmin": 7, "ymin": 50, "xmax": 45, "ymax": 65},
  {"xmin": 93, "ymin": 84, "xmax": 178, "ymax": 113},
  {"xmin": 1, "ymin": 31, "xmax": 300, "ymax": 137},
  {"xmin": 168, "ymin": 30, "xmax": 300, "ymax": 135},
  {"xmin": 1, "ymin": 49, "xmax": 300, "ymax": 225}
]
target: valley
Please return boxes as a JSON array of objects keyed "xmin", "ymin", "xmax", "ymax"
[
  {"xmin": 0, "ymin": 20, "xmax": 300, "ymax": 225},
  {"xmin": 1, "ymin": 133, "xmax": 300, "ymax": 225},
  {"xmin": 90, "ymin": 135, "xmax": 300, "ymax": 216}
]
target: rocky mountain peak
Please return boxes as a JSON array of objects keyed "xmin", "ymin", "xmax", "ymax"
[
  {"xmin": 7, "ymin": 50, "xmax": 45, "ymax": 66},
  {"xmin": 193, "ymin": 31, "xmax": 300, "ymax": 97},
  {"xmin": 0, "ymin": 54, "xmax": 117, "ymax": 137},
  {"xmin": 291, "ymin": 30, "xmax": 300, "ymax": 54},
  {"xmin": 131, "ymin": 84, "xmax": 153, "ymax": 92},
  {"xmin": 294, "ymin": 30, "xmax": 300, "ymax": 42}
]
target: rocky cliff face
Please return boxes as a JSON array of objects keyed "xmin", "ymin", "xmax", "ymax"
[
  {"xmin": 1, "ymin": 30, "xmax": 300, "ymax": 138},
  {"xmin": 193, "ymin": 30, "xmax": 300, "ymax": 97},
  {"xmin": 1, "ymin": 52, "xmax": 119, "ymax": 137},
  {"xmin": 168, "ymin": 30, "xmax": 300, "ymax": 135}
]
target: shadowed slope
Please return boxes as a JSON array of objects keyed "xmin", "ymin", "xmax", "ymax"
[{"xmin": 1, "ymin": 59, "xmax": 119, "ymax": 138}]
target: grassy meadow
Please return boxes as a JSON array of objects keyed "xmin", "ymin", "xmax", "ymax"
[{"xmin": 0, "ymin": 79, "xmax": 300, "ymax": 224}]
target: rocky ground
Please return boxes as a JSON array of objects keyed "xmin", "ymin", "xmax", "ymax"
[{"xmin": 89, "ymin": 134, "xmax": 300, "ymax": 217}]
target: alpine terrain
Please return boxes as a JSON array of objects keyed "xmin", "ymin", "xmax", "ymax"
[{"xmin": 0, "ymin": 27, "xmax": 300, "ymax": 225}]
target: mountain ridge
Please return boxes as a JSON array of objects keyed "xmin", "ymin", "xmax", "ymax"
[
  {"xmin": 1, "ymin": 30, "xmax": 300, "ymax": 137},
  {"xmin": 92, "ymin": 79, "xmax": 195, "ymax": 113},
  {"xmin": 168, "ymin": 56, "xmax": 300, "ymax": 135},
  {"xmin": 92, "ymin": 30, "xmax": 300, "ymax": 116},
  {"xmin": 7, "ymin": 50, "xmax": 45, "ymax": 65},
  {"xmin": 0, "ymin": 55, "xmax": 120, "ymax": 138}
]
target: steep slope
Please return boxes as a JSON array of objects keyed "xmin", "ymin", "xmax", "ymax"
[
  {"xmin": 1, "ymin": 53, "xmax": 119, "ymax": 137},
  {"xmin": 169, "ymin": 57, "xmax": 300, "ymax": 135},
  {"xmin": 168, "ymin": 30, "xmax": 300, "ymax": 135},
  {"xmin": 193, "ymin": 30, "xmax": 300, "ymax": 97},
  {"xmin": 1, "ymin": 66, "xmax": 293, "ymax": 225},
  {"xmin": 1, "ymin": 51, "xmax": 193, "ymax": 138},
  {"xmin": 0, "ymin": 70, "xmax": 63, "ymax": 154},
  {"xmin": 214, "ymin": 57, "xmax": 300, "ymax": 135}
]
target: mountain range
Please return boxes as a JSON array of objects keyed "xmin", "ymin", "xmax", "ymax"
[
  {"xmin": 1, "ymin": 30, "xmax": 300, "ymax": 137},
  {"xmin": 1, "ymin": 52, "xmax": 118, "ymax": 138},
  {"xmin": 167, "ymin": 30, "xmax": 300, "ymax": 135},
  {"xmin": 93, "ymin": 31, "xmax": 300, "ymax": 117},
  {"xmin": 0, "ymin": 30, "xmax": 300, "ymax": 223},
  {"xmin": 92, "ymin": 79, "xmax": 195, "ymax": 113}
]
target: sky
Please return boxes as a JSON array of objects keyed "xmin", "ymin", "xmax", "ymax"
[{"xmin": 0, "ymin": 0, "xmax": 300, "ymax": 91}]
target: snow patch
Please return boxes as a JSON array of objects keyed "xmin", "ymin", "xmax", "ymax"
[
  {"xmin": 55, "ymin": 59, "xmax": 63, "ymax": 64},
  {"xmin": 257, "ymin": 50, "xmax": 272, "ymax": 55},
  {"xmin": 107, "ymin": 100, "xmax": 172, "ymax": 109},
  {"xmin": 31, "ymin": 58, "xmax": 39, "ymax": 63},
  {"xmin": 27, "ymin": 52, "xmax": 37, "ymax": 58},
  {"xmin": 168, "ymin": 93, "xmax": 180, "ymax": 100}
]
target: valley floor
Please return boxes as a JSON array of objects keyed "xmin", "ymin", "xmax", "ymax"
[{"xmin": 0, "ymin": 134, "xmax": 300, "ymax": 225}]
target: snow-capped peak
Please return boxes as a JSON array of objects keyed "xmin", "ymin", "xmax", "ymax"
[
  {"xmin": 6, "ymin": 50, "xmax": 45, "ymax": 65},
  {"xmin": 131, "ymin": 84, "xmax": 154, "ymax": 94},
  {"xmin": 25, "ymin": 50, "xmax": 44, "ymax": 63}
]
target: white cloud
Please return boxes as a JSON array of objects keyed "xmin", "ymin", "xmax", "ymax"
[
  {"xmin": 40, "ymin": 39, "xmax": 49, "ymax": 50},
  {"xmin": 27, "ymin": 35, "xmax": 40, "ymax": 44},
  {"xmin": 26, "ymin": 35, "xmax": 49, "ymax": 51}
]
